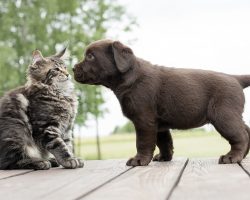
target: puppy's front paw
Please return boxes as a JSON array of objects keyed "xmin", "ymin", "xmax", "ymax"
[
  {"xmin": 60, "ymin": 158, "xmax": 84, "ymax": 169},
  {"xmin": 153, "ymin": 153, "xmax": 172, "ymax": 162},
  {"xmin": 126, "ymin": 154, "xmax": 152, "ymax": 166}
]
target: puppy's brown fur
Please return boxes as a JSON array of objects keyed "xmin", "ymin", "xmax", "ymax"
[{"xmin": 73, "ymin": 39, "xmax": 250, "ymax": 166}]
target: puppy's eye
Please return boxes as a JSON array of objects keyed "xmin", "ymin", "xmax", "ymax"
[{"xmin": 86, "ymin": 53, "xmax": 95, "ymax": 61}]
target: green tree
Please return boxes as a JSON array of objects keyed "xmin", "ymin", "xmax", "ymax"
[
  {"xmin": 0, "ymin": 0, "xmax": 136, "ymax": 125},
  {"xmin": 112, "ymin": 121, "xmax": 135, "ymax": 134},
  {"xmin": 0, "ymin": 0, "xmax": 136, "ymax": 158}
]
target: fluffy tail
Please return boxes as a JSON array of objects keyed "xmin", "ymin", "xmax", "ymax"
[{"xmin": 233, "ymin": 75, "xmax": 250, "ymax": 89}]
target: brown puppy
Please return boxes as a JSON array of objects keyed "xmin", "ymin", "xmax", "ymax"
[{"xmin": 73, "ymin": 39, "xmax": 250, "ymax": 166}]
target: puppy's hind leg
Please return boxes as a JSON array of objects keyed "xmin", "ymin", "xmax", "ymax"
[
  {"xmin": 210, "ymin": 108, "xmax": 249, "ymax": 164},
  {"xmin": 153, "ymin": 129, "xmax": 174, "ymax": 162},
  {"xmin": 244, "ymin": 125, "xmax": 250, "ymax": 157}
]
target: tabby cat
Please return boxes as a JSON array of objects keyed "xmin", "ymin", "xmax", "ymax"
[{"xmin": 0, "ymin": 48, "xmax": 84, "ymax": 169}]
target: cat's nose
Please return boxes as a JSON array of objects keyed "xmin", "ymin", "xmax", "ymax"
[{"xmin": 61, "ymin": 69, "xmax": 69, "ymax": 77}]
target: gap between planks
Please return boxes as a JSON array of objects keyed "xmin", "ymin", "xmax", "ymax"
[
  {"xmin": 81, "ymin": 158, "xmax": 188, "ymax": 200},
  {"xmin": 1, "ymin": 157, "xmax": 249, "ymax": 200},
  {"xmin": 0, "ymin": 159, "xmax": 131, "ymax": 200},
  {"xmin": 239, "ymin": 157, "xmax": 250, "ymax": 177},
  {"xmin": 169, "ymin": 157, "xmax": 250, "ymax": 200},
  {"xmin": 0, "ymin": 170, "xmax": 34, "ymax": 180},
  {"xmin": 166, "ymin": 158, "xmax": 189, "ymax": 200},
  {"xmin": 74, "ymin": 167, "xmax": 133, "ymax": 200}
]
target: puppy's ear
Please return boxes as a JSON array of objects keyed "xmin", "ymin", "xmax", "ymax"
[{"xmin": 112, "ymin": 41, "xmax": 134, "ymax": 73}]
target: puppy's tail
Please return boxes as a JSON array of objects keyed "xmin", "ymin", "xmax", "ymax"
[{"xmin": 233, "ymin": 75, "xmax": 250, "ymax": 89}]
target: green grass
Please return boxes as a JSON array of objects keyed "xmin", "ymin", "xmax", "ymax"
[{"xmin": 74, "ymin": 130, "xmax": 236, "ymax": 160}]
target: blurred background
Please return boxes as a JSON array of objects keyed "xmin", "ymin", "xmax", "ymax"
[{"xmin": 0, "ymin": 0, "xmax": 250, "ymax": 160}]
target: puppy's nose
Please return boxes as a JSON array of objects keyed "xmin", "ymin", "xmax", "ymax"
[{"xmin": 73, "ymin": 64, "xmax": 78, "ymax": 72}]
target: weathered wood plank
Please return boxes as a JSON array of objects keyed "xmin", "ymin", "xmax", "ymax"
[
  {"xmin": 241, "ymin": 157, "xmax": 250, "ymax": 176},
  {"xmin": 170, "ymin": 158, "xmax": 250, "ymax": 200},
  {"xmin": 0, "ymin": 170, "xmax": 33, "ymax": 180},
  {"xmin": 82, "ymin": 158, "xmax": 188, "ymax": 200},
  {"xmin": 0, "ymin": 159, "xmax": 131, "ymax": 200}
]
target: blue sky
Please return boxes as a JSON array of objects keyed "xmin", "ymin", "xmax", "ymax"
[{"xmin": 79, "ymin": 0, "xmax": 250, "ymax": 136}]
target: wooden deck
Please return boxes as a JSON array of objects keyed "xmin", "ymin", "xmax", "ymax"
[{"xmin": 1, "ymin": 157, "xmax": 250, "ymax": 200}]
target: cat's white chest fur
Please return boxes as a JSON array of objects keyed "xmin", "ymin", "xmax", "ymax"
[
  {"xmin": 56, "ymin": 76, "xmax": 75, "ymax": 97},
  {"xmin": 25, "ymin": 145, "xmax": 42, "ymax": 158}
]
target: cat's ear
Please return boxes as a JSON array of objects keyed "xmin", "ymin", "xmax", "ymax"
[
  {"xmin": 32, "ymin": 50, "xmax": 44, "ymax": 63},
  {"xmin": 54, "ymin": 47, "xmax": 70, "ymax": 60}
]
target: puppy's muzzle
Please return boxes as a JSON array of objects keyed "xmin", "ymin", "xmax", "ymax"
[
  {"xmin": 73, "ymin": 63, "xmax": 84, "ymax": 80},
  {"xmin": 72, "ymin": 63, "xmax": 80, "ymax": 73}
]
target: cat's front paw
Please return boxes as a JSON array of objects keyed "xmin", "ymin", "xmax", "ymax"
[
  {"xmin": 32, "ymin": 160, "xmax": 51, "ymax": 170},
  {"xmin": 60, "ymin": 158, "xmax": 84, "ymax": 169},
  {"xmin": 77, "ymin": 158, "xmax": 84, "ymax": 168}
]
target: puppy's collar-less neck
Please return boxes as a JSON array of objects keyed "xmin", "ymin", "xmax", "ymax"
[{"xmin": 112, "ymin": 67, "xmax": 142, "ymax": 97}]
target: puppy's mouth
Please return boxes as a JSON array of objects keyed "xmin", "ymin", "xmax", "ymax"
[
  {"xmin": 73, "ymin": 65, "xmax": 101, "ymax": 85},
  {"xmin": 75, "ymin": 76, "xmax": 100, "ymax": 85},
  {"xmin": 73, "ymin": 70, "xmax": 93, "ymax": 84},
  {"xmin": 73, "ymin": 65, "xmax": 83, "ymax": 81},
  {"xmin": 74, "ymin": 73, "xmax": 100, "ymax": 85},
  {"xmin": 73, "ymin": 72, "xmax": 82, "ymax": 82}
]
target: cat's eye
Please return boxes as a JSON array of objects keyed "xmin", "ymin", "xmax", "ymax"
[
  {"xmin": 30, "ymin": 65, "xmax": 38, "ymax": 70},
  {"xmin": 86, "ymin": 53, "xmax": 95, "ymax": 61},
  {"xmin": 55, "ymin": 67, "xmax": 60, "ymax": 71}
]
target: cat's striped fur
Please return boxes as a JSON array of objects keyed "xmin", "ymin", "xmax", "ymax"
[{"xmin": 0, "ymin": 49, "xmax": 83, "ymax": 169}]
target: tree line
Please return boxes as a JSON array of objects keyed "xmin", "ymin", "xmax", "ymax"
[{"xmin": 0, "ymin": 0, "xmax": 136, "ymax": 127}]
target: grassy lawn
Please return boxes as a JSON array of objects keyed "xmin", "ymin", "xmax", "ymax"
[{"xmin": 73, "ymin": 130, "xmax": 244, "ymax": 160}]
